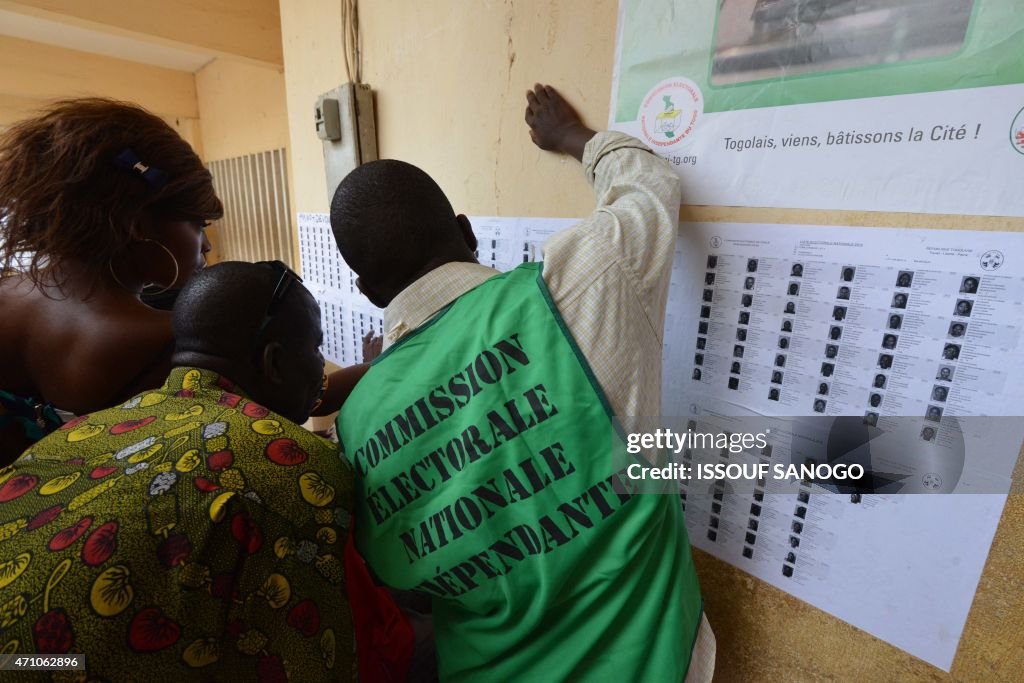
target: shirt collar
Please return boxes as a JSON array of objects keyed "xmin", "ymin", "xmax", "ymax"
[
  {"xmin": 161, "ymin": 367, "xmax": 246, "ymax": 398},
  {"xmin": 382, "ymin": 262, "xmax": 500, "ymax": 349}
]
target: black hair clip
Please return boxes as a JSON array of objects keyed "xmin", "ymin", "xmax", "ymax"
[{"xmin": 114, "ymin": 147, "xmax": 168, "ymax": 189}]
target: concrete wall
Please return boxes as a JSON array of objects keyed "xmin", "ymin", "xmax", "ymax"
[
  {"xmin": 279, "ymin": 0, "xmax": 345, "ymax": 216},
  {"xmin": 3, "ymin": 0, "xmax": 283, "ymax": 65},
  {"xmin": 193, "ymin": 58, "xmax": 293, "ymax": 264},
  {"xmin": 195, "ymin": 59, "xmax": 290, "ymax": 162},
  {"xmin": 0, "ymin": 35, "xmax": 199, "ymax": 148}
]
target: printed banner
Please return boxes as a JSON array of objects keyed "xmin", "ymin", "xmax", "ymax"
[{"xmin": 609, "ymin": 0, "xmax": 1024, "ymax": 216}]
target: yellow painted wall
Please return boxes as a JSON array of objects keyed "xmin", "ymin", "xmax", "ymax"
[
  {"xmin": 361, "ymin": 0, "xmax": 614, "ymax": 219},
  {"xmin": 3, "ymin": 0, "xmax": 283, "ymax": 65},
  {"xmin": 195, "ymin": 59, "xmax": 290, "ymax": 162},
  {"xmin": 0, "ymin": 35, "xmax": 200, "ymax": 148},
  {"xmin": 194, "ymin": 58, "xmax": 292, "ymax": 266},
  {"xmin": 281, "ymin": 2, "xmax": 1024, "ymax": 680},
  {"xmin": 279, "ymin": 0, "xmax": 345, "ymax": 216},
  {"xmin": 279, "ymin": 0, "xmax": 347, "ymax": 428}
]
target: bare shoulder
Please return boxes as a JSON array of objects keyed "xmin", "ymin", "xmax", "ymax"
[
  {"xmin": 77, "ymin": 305, "xmax": 174, "ymax": 406},
  {"xmin": 0, "ymin": 277, "xmax": 52, "ymax": 389},
  {"xmin": 30, "ymin": 297, "xmax": 174, "ymax": 413}
]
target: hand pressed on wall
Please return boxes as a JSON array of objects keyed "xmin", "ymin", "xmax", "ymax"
[{"xmin": 524, "ymin": 83, "xmax": 596, "ymax": 162}]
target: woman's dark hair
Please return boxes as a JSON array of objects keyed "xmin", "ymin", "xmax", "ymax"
[{"xmin": 0, "ymin": 98, "xmax": 222, "ymax": 286}]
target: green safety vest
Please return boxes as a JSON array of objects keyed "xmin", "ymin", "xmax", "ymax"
[{"xmin": 338, "ymin": 263, "xmax": 702, "ymax": 681}]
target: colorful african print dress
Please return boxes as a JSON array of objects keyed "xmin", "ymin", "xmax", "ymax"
[{"xmin": 0, "ymin": 367, "xmax": 355, "ymax": 681}]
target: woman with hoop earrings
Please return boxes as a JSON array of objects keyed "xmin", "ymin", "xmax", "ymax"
[{"xmin": 0, "ymin": 99, "xmax": 222, "ymax": 462}]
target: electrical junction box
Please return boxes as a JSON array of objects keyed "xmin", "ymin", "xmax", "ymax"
[
  {"xmin": 315, "ymin": 83, "xmax": 378, "ymax": 205},
  {"xmin": 314, "ymin": 97, "xmax": 341, "ymax": 141}
]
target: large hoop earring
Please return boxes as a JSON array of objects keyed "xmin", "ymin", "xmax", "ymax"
[
  {"xmin": 108, "ymin": 258, "xmax": 131, "ymax": 291},
  {"xmin": 141, "ymin": 239, "xmax": 180, "ymax": 296}
]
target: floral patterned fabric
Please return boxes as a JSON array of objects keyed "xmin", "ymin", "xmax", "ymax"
[{"xmin": 0, "ymin": 367, "xmax": 355, "ymax": 681}]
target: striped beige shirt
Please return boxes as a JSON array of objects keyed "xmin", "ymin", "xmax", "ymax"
[{"xmin": 382, "ymin": 131, "xmax": 715, "ymax": 682}]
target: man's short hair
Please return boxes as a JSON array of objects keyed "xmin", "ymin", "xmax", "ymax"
[
  {"xmin": 172, "ymin": 262, "xmax": 314, "ymax": 356},
  {"xmin": 330, "ymin": 159, "xmax": 463, "ymax": 290}
]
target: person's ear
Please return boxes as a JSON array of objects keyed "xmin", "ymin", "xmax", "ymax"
[
  {"xmin": 456, "ymin": 214, "xmax": 477, "ymax": 252},
  {"xmin": 260, "ymin": 341, "xmax": 287, "ymax": 385},
  {"xmin": 355, "ymin": 276, "xmax": 389, "ymax": 309}
]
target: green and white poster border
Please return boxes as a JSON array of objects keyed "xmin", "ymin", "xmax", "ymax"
[{"xmin": 609, "ymin": 0, "xmax": 1024, "ymax": 216}]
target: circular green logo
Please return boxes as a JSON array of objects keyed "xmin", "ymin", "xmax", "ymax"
[{"xmin": 1011, "ymin": 105, "xmax": 1024, "ymax": 156}]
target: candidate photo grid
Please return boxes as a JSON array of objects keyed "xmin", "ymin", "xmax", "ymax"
[
  {"xmin": 689, "ymin": 256, "xmax": 972, "ymax": 427},
  {"xmin": 924, "ymin": 272, "xmax": 971, "ymax": 431},
  {"xmin": 693, "ymin": 253, "xmax": 719, "ymax": 382}
]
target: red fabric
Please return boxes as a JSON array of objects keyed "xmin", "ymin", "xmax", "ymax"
[{"xmin": 344, "ymin": 526, "xmax": 415, "ymax": 683}]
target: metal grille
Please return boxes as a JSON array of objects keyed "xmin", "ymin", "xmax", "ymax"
[{"xmin": 208, "ymin": 149, "xmax": 295, "ymax": 266}]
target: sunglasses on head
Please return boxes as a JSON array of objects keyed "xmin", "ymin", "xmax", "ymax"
[{"xmin": 253, "ymin": 260, "xmax": 302, "ymax": 342}]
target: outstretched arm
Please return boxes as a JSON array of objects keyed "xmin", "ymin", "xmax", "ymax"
[
  {"xmin": 525, "ymin": 83, "xmax": 681, "ymax": 340},
  {"xmin": 312, "ymin": 365, "xmax": 369, "ymax": 416},
  {"xmin": 311, "ymin": 332, "xmax": 382, "ymax": 416}
]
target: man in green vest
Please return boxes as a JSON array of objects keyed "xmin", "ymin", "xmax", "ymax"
[{"xmin": 331, "ymin": 84, "xmax": 715, "ymax": 681}]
